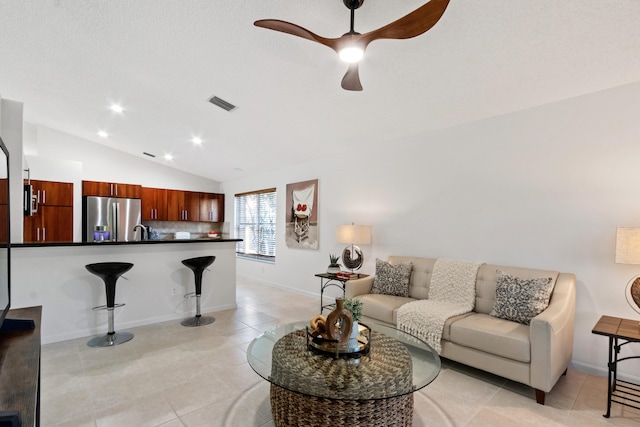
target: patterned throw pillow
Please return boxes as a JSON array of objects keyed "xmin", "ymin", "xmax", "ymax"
[
  {"xmin": 490, "ymin": 270, "xmax": 555, "ymax": 325},
  {"xmin": 371, "ymin": 259, "xmax": 413, "ymax": 297}
]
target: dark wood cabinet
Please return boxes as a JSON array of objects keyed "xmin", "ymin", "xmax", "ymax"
[
  {"xmin": 0, "ymin": 178, "xmax": 7, "ymax": 244},
  {"xmin": 167, "ymin": 190, "xmax": 200, "ymax": 222},
  {"xmin": 82, "ymin": 180, "xmax": 141, "ymax": 198},
  {"xmin": 141, "ymin": 187, "xmax": 168, "ymax": 221},
  {"xmin": 24, "ymin": 180, "xmax": 73, "ymax": 243},
  {"xmin": 24, "ymin": 206, "xmax": 73, "ymax": 243},
  {"xmin": 200, "ymin": 193, "xmax": 225, "ymax": 222},
  {"xmin": 28, "ymin": 179, "xmax": 73, "ymax": 206},
  {"xmin": 0, "ymin": 306, "xmax": 42, "ymax": 427}
]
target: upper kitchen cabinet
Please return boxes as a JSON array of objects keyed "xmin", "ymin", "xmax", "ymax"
[
  {"xmin": 23, "ymin": 180, "xmax": 74, "ymax": 243},
  {"xmin": 82, "ymin": 180, "xmax": 142, "ymax": 198},
  {"xmin": 167, "ymin": 190, "xmax": 200, "ymax": 222},
  {"xmin": 27, "ymin": 179, "xmax": 73, "ymax": 206},
  {"xmin": 200, "ymin": 193, "xmax": 225, "ymax": 222},
  {"xmin": 141, "ymin": 187, "xmax": 168, "ymax": 221}
]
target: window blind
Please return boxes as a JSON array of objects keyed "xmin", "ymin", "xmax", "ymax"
[{"xmin": 235, "ymin": 188, "xmax": 277, "ymax": 261}]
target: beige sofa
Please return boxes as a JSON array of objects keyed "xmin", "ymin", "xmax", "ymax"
[{"xmin": 345, "ymin": 256, "xmax": 576, "ymax": 405}]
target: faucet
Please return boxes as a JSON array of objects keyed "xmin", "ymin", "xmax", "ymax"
[{"xmin": 133, "ymin": 224, "xmax": 148, "ymax": 240}]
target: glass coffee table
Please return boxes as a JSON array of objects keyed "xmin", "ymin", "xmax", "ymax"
[{"xmin": 247, "ymin": 320, "xmax": 441, "ymax": 427}]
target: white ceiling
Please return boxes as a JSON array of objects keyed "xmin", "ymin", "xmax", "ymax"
[{"xmin": 1, "ymin": 1, "xmax": 639, "ymax": 183}]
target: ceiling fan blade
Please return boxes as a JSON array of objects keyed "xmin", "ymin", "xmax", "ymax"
[
  {"xmin": 359, "ymin": 0, "xmax": 450, "ymax": 46},
  {"xmin": 341, "ymin": 63, "xmax": 363, "ymax": 91},
  {"xmin": 254, "ymin": 19, "xmax": 341, "ymax": 52}
]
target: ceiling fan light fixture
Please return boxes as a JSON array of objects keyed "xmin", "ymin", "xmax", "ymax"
[{"xmin": 339, "ymin": 46, "xmax": 364, "ymax": 63}]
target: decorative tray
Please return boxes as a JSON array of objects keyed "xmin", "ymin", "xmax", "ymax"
[{"xmin": 306, "ymin": 323, "xmax": 371, "ymax": 359}]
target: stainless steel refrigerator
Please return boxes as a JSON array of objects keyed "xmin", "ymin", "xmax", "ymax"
[{"xmin": 83, "ymin": 196, "xmax": 142, "ymax": 242}]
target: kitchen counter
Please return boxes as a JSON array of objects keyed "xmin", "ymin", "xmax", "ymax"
[
  {"xmin": 11, "ymin": 239, "xmax": 239, "ymax": 343},
  {"xmin": 13, "ymin": 238, "xmax": 241, "ymax": 248}
]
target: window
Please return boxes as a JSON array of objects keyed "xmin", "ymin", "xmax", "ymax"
[{"xmin": 235, "ymin": 188, "xmax": 277, "ymax": 261}]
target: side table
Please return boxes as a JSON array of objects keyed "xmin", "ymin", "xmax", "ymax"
[
  {"xmin": 591, "ymin": 315, "xmax": 640, "ymax": 418},
  {"xmin": 315, "ymin": 272, "xmax": 368, "ymax": 313}
]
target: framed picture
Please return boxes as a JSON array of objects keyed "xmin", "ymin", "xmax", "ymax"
[{"xmin": 286, "ymin": 179, "xmax": 319, "ymax": 249}]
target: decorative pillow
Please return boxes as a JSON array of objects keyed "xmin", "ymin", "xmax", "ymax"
[
  {"xmin": 490, "ymin": 270, "xmax": 555, "ymax": 325},
  {"xmin": 371, "ymin": 259, "xmax": 413, "ymax": 297}
]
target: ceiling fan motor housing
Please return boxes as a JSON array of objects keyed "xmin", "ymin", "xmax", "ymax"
[{"xmin": 343, "ymin": 0, "xmax": 365, "ymax": 10}]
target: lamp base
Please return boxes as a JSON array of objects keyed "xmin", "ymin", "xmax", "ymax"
[
  {"xmin": 341, "ymin": 245, "xmax": 364, "ymax": 271},
  {"xmin": 625, "ymin": 276, "xmax": 640, "ymax": 316}
]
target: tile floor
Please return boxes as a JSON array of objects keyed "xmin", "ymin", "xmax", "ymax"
[{"xmin": 41, "ymin": 276, "xmax": 640, "ymax": 426}]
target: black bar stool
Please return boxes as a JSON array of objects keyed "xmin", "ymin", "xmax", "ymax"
[
  {"xmin": 181, "ymin": 256, "xmax": 216, "ymax": 327},
  {"xmin": 86, "ymin": 262, "xmax": 134, "ymax": 347}
]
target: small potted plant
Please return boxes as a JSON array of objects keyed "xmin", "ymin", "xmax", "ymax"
[
  {"xmin": 327, "ymin": 254, "xmax": 341, "ymax": 274},
  {"xmin": 344, "ymin": 298, "xmax": 363, "ymax": 340}
]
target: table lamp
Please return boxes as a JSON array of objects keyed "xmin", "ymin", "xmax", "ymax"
[
  {"xmin": 615, "ymin": 227, "xmax": 640, "ymax": 318},
  {"xmin": 336, "ymin": 224, "xmax": 371, "ymax": 271}
]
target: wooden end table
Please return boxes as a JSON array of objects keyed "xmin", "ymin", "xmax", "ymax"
[
  {"xmin": 315, "ymin": 273, "xmax": 368, "ymax": 313},
  {"xmin": 591, "ymin": 315, "xmax": 640, "ymax": 418}
]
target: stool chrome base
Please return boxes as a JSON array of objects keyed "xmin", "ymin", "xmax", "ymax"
[
  {"xmin": 87, "ymin": 331, "xmax": 134, "ymax": 347},
  {"xmin": 181, "ymin": 315, "xmax": 215, "ymax": 327}
]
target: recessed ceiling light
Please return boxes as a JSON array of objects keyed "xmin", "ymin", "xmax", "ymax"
[
  {"xmin": 97, "ymin": 130, "xmax": 108, "ymax": 138},
  {"xmin": 163, "ymin": 153, "xmax": 173, "ymax": 161},
  {"xmin": 191, "ymin": 137, "xmax": 203, "ymax": 145},
  {"xmin": 110, "ymin": 103, "xmax": 124, "ymax": 114}
]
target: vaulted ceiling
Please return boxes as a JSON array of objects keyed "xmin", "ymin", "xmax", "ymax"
[{"xmin": 1, "ymin": 1, "xmax": 639, "ymax": 182}]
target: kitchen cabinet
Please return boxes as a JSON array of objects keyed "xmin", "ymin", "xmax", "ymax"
[
  {"xmin": 200, "ymin": 193, "xmax": 225, "ymax": 222},
  {"xmin": 0, "ymin": 178, "xmax": 7, "ymax": 243},
  {"xmin": 27, "ymin": 179, "xmax": 73, "ymax": 206},
  {"xmin": 167, "ymin": 190, "xmax": 200, "ymax": 222},
  {"xmin": 24, "ymin": 180, "xmax": 74, "ymax": 243},
  {"xmin": 24, "ymin": 205, "xmax": 73, "ymax": 242},
  {"xmin": 82, "ymin": 180, "xmax": 142, "ymax": 198},
  {"xmin": 141, "ymin": 187, "xmax": 168, "ymax": 221}
]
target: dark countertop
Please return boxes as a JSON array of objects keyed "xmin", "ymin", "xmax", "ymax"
[{"xmin": 12, "ymin": 238, "xmax": 242, "ymax": 248}]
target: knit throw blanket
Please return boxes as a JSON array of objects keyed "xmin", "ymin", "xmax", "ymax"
[{"xmin": 397, "ymin": 259, "xmax": 482, "ymax": 354}]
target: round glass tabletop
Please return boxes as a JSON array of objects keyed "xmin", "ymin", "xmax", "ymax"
[{"xmin": 247, "ymin": 320, "xmax": 441, "ymax": 401}]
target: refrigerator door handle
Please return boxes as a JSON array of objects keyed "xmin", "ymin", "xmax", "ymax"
[{"xmin": 112, "ymin": 202, "xmax": 119, "ymax": 242}]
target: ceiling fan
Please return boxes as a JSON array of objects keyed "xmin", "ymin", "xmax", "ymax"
[{"xmin": 254, "ymin": 0, "xmax": 450, "ymax": 91}]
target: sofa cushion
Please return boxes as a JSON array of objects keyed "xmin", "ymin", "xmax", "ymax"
[
  {"xmin": 388, "ymin": 256, "xmax": 436, "ymax": 300},
  {"xmin": 490, "ymin": 270, "xmax": 554, "ymax": 325},
  {"xmin": 356, "ymin": 294, "xmax": 416, "ymax": 325},
  {"xmin": 449, "ymin": 313, "xmax": 531, "ymax": 362},
  {"xmin": 442, "ymin": 312, "xmax": 474, "ymax": 341},
  {"xmin": 475, "ymin": 264, "xmax": 559, "ymax": 315},
  {"xmin": 371, "ymin": 258, "xmax": 413, "ymax": 297}
]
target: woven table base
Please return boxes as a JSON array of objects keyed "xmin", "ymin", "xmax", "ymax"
[{"xmin": 270, "ymin": 384, "xmax": 414, "ymax": 427}]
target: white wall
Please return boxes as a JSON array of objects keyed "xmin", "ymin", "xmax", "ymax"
[
  {"xmin": 222, "ymin": 80, "xmax": 640, "ymax": 380},
  {"xmin": 27, "ymin": 124, "xmax": 222, "ymax": 191}
]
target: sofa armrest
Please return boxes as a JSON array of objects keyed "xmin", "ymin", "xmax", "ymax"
[
  {"xmin": 529, "ymin": 272, "xmax": 576, "ymax": 392},
  {"xmin": 345, "ymin": 276, "xmax": 375, "ymax": 299}
]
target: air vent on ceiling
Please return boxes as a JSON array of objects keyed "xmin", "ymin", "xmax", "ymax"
[
  {"xmin": 143, "ymin": 152, "xmax": 156, "ymax": 158},
  {"xmin": 209, "ymin": 96, "xmax": 236, "ymax": 112}
]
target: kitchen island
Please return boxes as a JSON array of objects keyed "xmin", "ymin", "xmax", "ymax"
[{"xmin": 11, "ymin": 238, "xmax": 241, "ymax": 343}]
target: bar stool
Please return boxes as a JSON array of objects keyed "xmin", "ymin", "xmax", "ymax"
[
  {"xmin": 86, "ymin": 262, "xmax": 134, "ymax": 347},
  {"xmin": 181, "ymin": 256, "xmax": 216, "ymax": 327}
]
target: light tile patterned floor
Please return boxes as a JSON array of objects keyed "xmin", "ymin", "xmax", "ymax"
[{"xmin": 41, "ymin": 276, "xmax": 640, "ymax": 426}]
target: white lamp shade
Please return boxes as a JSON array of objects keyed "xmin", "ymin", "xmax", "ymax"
[
  {"xmin": 336, "ymin": 225, "xmax": 371, "ymax": 245},
  {"xmin": 615, "ymin": 227, "xmax": 640, "ymax": 265}
]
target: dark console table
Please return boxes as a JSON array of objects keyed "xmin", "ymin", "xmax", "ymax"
[
  {"xmin": 591, "ymin": 315, "xmax": 640, "ymax": 418},
  {"xmin": 0, "ymin": 306, "xmax": 42, "ymax": 426},
  {"xmin": 315, "ymin": 273, "xmax": 368, "ymax": 313}
]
